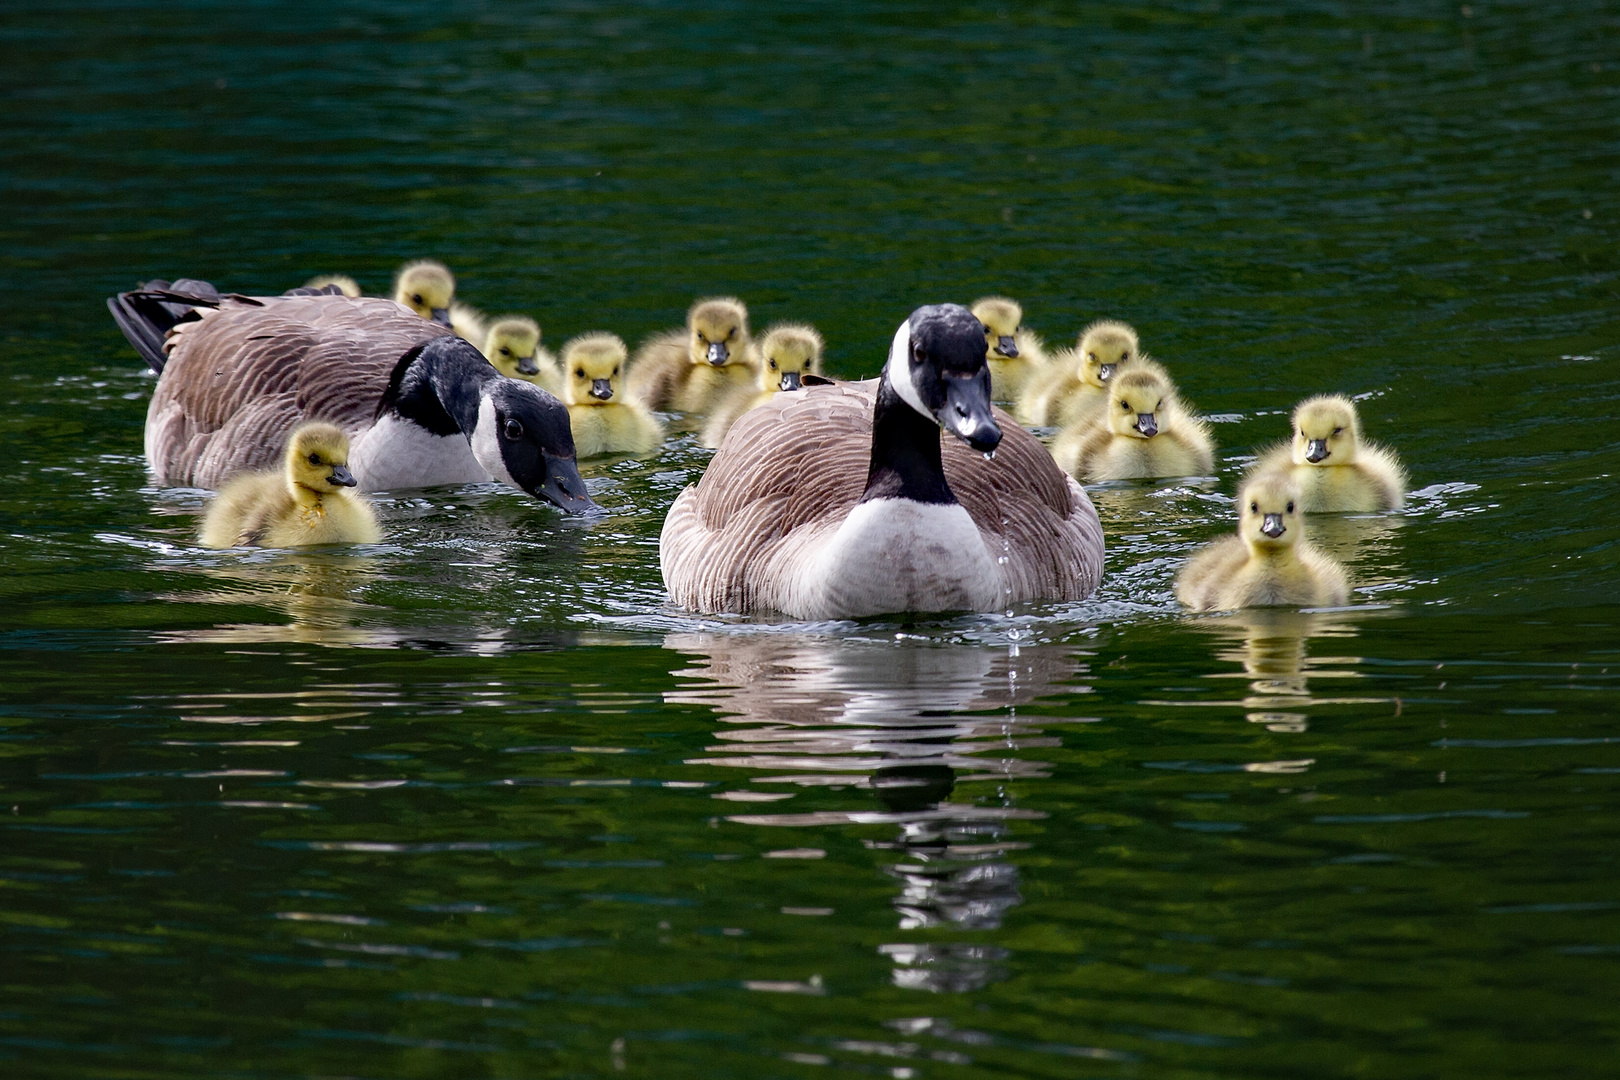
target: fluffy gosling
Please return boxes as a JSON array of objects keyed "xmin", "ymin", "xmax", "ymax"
[
  {"xmin": 561, "ymin": 332, "xmax": 665, "ymax": 458},
  {"xmin": 482, "ymin": 316, "xmax": 561, "ymax": 394},
  {"xmin": 1176, "ymin": 473, "xmax": 1349, "ymax": 611},
  {"xmin": 1251, "ymin": 394, "xmax": 1406, "ymax": 512},
  {"xmin": 392, "ymin": 259, "xmax": 455, "ymax": 326},
  {"xmin": 301, "ymin": 274, "xmax": 361, "ymax": 297},
  {"xmin": 200, "ymin": 422, "xmax": 380, "ymax": 548},
  {"xmin": 1053, "ymin": 367, "xmax": 1215, "ymax": 481},
  {"xmin": 701, "ymin": 322, "xmax": 824, "ymax": 448},
  {"xmin": 626, "ymin": 296, "xmax": 758, "ymax": 413},
  {"xmin": 1017, "ymin": 319, "xmax": 1145, "ymax": 427},
  {"xmin": 970, "ymin": 296, "xmax": 1049, "ymax": 402}
]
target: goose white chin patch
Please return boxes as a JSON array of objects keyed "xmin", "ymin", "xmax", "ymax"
[
  {"xmin": 471, "ymin": 395, "xmax": 519, "ymax": 488},
  {"xmin": 886, "ymin": 318, "xmax": 930, "ymax": 421}
]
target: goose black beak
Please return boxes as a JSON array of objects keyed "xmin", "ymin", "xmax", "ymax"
[
  {"xmin": 939, "ymin": 372, "xmax": 1001, "ymax": 454},
  {"xmin": 590, "ymin": 378, "xmax": 614, "ymax": 401},
  {"xmin": 706, "ymin": 341, "xmax": 729, "ymax": 366},
  {"xmin": 1261, "ymin": 513, "xmax": 1286, "ymax": 539},
  {"xmin": 517, "ymin": 355, "xmax": 541, "ymax": 376},
  {"xmin": 779, "ymin": 371, "xmax": 802, "ymax": 391},
  {"xmin": 536, "ymin": 453, "xmax": 600, "ymax": 515},
  {"xmin": 430, "ymin": 308, "xmax": 452, "ymax": 326},
  {"xmin": 328, "ymin": 464, "xmax": 357, "ymax": 488},
  {"xmin": 1098, "ymin": 363, "xmax": 1116, "ymax": 382},
  {"xmin": 1305, "ymin": 438, "xmax": 1330, "ymax": 463},
  {"xmin": 995, "ymin": 335, "xmax": 1019, "ymax": 358},
  {"xmin": 1135, "ymin": 412, "xmax": 1158, "ymax": 438}
]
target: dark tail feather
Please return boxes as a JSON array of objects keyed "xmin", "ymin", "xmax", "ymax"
[{"xmin": 106, "ymin": 278, "xmax": 224, "ymax": 374}]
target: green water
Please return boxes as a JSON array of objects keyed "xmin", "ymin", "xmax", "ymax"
[{"xmin": 3, "ymin": 1, "xmax": 1619, "ymax": 1076}]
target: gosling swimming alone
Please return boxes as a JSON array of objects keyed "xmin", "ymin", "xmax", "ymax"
[
  {"xmin": 701, "ymin": 322, "xmax": 824, "ymax": 448},
  {"xmin": 1250, "ymin": 394, "xmax": 1406, "ymax": 512},
  {"xmin": 1053, "ymin": 367, "xmax": 1215, "ymax": 481},
  {"xmin": 969, "ymin": 296, "xmax": 1048, "ymax": 402},
  {"xmin": 627, "ymin": 296, "xmax": 758, "ymax": 414},
  {"xmin": 561, "ymin": 332, "xmax": 665, "ymax": 458},
  {"xmin": 1176, "ymin": 473, "xmax": 1350, "ymax": 611},
  {"xmin": 1018, "ymin": 319, "xmax": 1145, "ymax": 428},
  {"xmin": 200, "ymin": 422, "xmax": 381, "ymax": 549}
]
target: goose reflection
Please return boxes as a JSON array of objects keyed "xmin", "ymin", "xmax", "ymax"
[{"xmin": 664, "ymin": 633, "xmax": 1091, "ymax": 992}]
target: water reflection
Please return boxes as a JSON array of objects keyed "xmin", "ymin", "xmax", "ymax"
[
  {"xmin": 155, "ymin": 554, "xmax": 398, "ymax": 648},
  {"xmin": 665, "ymin": 633, "xmax": 1091, "ymax": 991}
]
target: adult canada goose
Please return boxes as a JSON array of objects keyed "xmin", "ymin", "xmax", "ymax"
[
  {"xmin": 969, "ymin": 296, "xmax": 1048, "ymax": 402},
  {"xmin": 107, "ymin": 282, "xmax": 597, "ymax": 512},
  {"xmin": 559, "ymin": 332, "xmax": 665, "ymax": 458},
  {"xmin": 392, "ymin": 259, "xmax": 455, "ymax": 325},
  {"xmin": 1176, "ymin": 473, "xmax": 1350, "ymax": 611},
  {"xmin": 1250, "ymin": 394, "xmax": 1406, "ymax": 512},
  {"xmin": 1052, "ymin": 366, "xmax": 1215, "ymax": 481},
  {"xmin": 661, "ymin": 303, "xmax": 1104, "ymax": 618},
  {"xmin": 627, "ymin": 296, "xmax": 758, "ymax": 413},
  {"xmin": 700, "ymin": 322, "xmax": 824, "ymax": 448},
  {"xmin": 483, "ymin": 315, "xmax": 561, "ymax": 394},
  {"xmin": 200, "ymin": 422, "xmax": 380, "ymax": 548},
  {"xmin": 1017, "ymin": 319, "xmax": 1145, "ymax": 428}
]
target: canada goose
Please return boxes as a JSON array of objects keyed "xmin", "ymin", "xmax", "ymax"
[
  {"xmin": 300, "ymin": 274, "xmax": 361, "ymax": 298},
  {"xmin": 1052, "ymin": 367, "xmax": 1215, "ymax": 481},
  {"xmin": 969, "ymin": 296, "xmax": 1048, "ymax": 402},
  {"xmin": 1017, "ymin": 319, "xmax": 1144, "ymax": 427},
  {"xmin": 1176, "ymin": 473, "xmax": 1350, "ymax": 611},
  {"xmin": 483, "ymin": 315, "xmax": 561, "ymax": 394},
  {"xmin": 392, "ymin": 259, "xmax": 455, "ymax": 326},
  {"xmin": 200, "ymin": 422, "xmax": 380, "ymax": 548},
  {"xmin": 660, "ymin": 303, "xmax": 1104, "ymax": 618},
  {"xmin": 559, "ymin": 332, "xmax": 665, "ymax": 458},
  {"xmin": 1251, "ymin": 395, "xmax": 1406, "ymax": 512},
  {"xmin": 626, "ymin": 296, "xmax": 758, "ymax": 413},
  {"xmin": 107, "ymin": 282, "xmax": 597, "ymax": 513},
  {"xmin": 700, "ymin": 322, "xmax": 824, "ymax": 448}
]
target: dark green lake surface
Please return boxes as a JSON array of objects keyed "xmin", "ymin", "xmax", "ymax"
[{"xmin": 3, "ymin": 2, "xmax": 1619, "ymax": 1076}]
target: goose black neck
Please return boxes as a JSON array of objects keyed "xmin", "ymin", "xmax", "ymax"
[
  {"xmin": 380, "ymin": 336, "xmax": 495, "ymax": 437},
  {"xmin": 861, "ymin": 376, "xmax": 955, "ymax": 505}
]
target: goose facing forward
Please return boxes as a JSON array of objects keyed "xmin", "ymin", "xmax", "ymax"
[
  {"xmin": 109, "ymin": 284, "xmax": 597, "ymax": 513},
  {"xmin": 1251, "ymin": 394, "xmax": 1406, "ymax": 512},
  {"xmin": 660, "ymin": 303, "xmax": 1104, "ymax": 619}
]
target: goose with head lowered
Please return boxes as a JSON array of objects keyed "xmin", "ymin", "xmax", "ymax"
[
  {"xmin": 107, "ymin": 282, "xmax": 597, "ymax": 512},
  {"xmin": 660, "ymin": 303, "xmax": 1104, "ymax": 619}
]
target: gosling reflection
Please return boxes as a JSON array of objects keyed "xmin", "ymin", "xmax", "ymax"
[
  {"xmin": 1189, "ymin": 608, "xmax": 1380, "ymax": 732},
  {"xmin": 665, "ymin": 633, "xmax": 1090, "ymax": 992},
  {"xmin": 156, "ymin": 553, "xmax": 395, "ymax": 648}
]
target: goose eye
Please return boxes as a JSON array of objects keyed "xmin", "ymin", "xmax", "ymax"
[
  {"xmin": 504, "ymin": 419, "xmax": 523, "ymax": 441},
  {"xmin": 1121, "ymin": 351, "xmax": 1130, "ymax": 360},
  {"xmin": 612, "ymin": 367, "xmax": 619, "ymax": 376},
  {"xmin": 308, "ymin": 452, "xmax": 321, "ymax": 465},
  {"xmin": 1121, "ymin": 401, "xmax": 1131, "ymax": 410},
  {"xmin": 1250, "ymin": 502, "xmax": 1258, "ymax": 513},
  {"xmin": 1333, "ymin": 426, "xmax": 1344, "ymax": 435},
  {"xmin": 1287, "ymin": 501, "xmax": 1295, "ymax": 513},
  {"xmin": 575, "ymin": 368, "xmax": 585, "ymax": 378},
  {"xmin": 411, "ymin": 294, "xmax": 423, "ymax": 304},
  {"xmin": 499, "ymin": 347, "xmax": 510, "ymax": 356},
  {"xmin": 1087, "ymin": 353, "xmax": 1097, "ymax": 362},
  {"xmin": 769, "ymin": 359, "xmax": 777, "ymax": 369}
]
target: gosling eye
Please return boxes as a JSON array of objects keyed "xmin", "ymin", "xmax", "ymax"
[
  {"xmin": 727, "ymin": 328, "xmax": 736, "ymax": 340},
  {"xmin": 612, "ymin": 367, "xmax": 619, "ymax": 376},
  {"xmin": 1250, "ymin": 501, "xmax": 1259, "ymax": 513},
  {"xmin": 769, "ymin": 359, "xmax": 777, "ymax": 369},
  {"xmin": 575, "ymin": 368, "xmax": 585, "ymax": 378},
  {"xmin": 308, "ymin": 452, "xmax": 321, "ymax": 465},
  {"xmin": 411, "ymin": 293, "xmax": 423, "ymax": 304},
  {"xmin": 1121, "ymin": 351, "xmax": 1130, "ymax": 361},
  {"xmin": 1121, "ymin": 401, "xmax": 1131, "ymax": 410},
  {"xmin": 499, "ymin": 347, "xmax": 510, "ymax": 356},
  {"xmin": 1087, "ymin": 352, "xmax": 1097, "ymax": 362},
  {"xmin": 504, "ymin": 419, "xmax": 524, "ymax": 441},
  {"xmin": 1333, "ymin": 426, "xmax": 1344, "ymax": 436},
  {"xmin": 1287, "ymin": 501, "xmax": 1295, "ymax": 513}
]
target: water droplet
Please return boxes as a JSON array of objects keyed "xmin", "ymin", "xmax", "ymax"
[{"xmin": 982, "ymin": 451, "xmax": 996, "ymax": 462}]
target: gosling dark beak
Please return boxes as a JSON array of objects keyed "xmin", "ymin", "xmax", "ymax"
[
  {"xmin": 536, "ymin": 452, "xmax": 600, "ymax": 515},
  {"xmin": 517, "ymin": 354, "xmax": 541, "ymax": 376},
  {"xmin": 590, "ymin": 378, "xmax": 613, "ymax": 401},
  {"xmin": 706, "ymin": 341, "xmax": 729, "ymax": 366},
  {"xmin": 1135, "ymin": 413, "xmax": 1158, "ymax": 438},
  {"xmin": 995, "ymin": 335, "xmax": 1019, "ymax": 358},
  {"xmin": 430, "ymin": 308, "xmax": 451, "ymax": 326},
  {"xmin": 328, "ymin": 464, "xmax": 357, "ymax": 488},
  {"xmin": 1098, "ymin": 363, "xmax": 1116, "ymax": 382},
  {"xmin": 938, "ymin": 370, "xmax": 1002, "ymax": 454},
  {"xmin": 779, "ymin": 371, "xmax": 802, "ymax": 391},
  {"xmin": 1261, "ymin": 513, "xmax": 1286, "ymax": 539},
  {"xmin": 1305, "ymin": 438, "xmax": 1330, "ymax": 463}
]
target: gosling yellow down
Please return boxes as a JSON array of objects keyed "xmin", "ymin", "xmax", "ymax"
[
  {"xmin": 301, "ymin": 274, "xmax": 361, "ymax": 297},
  {"xmin": 701, "ymin": 322, "xmax": 824, "ymax": 448},
  {"xmin": 392, "ymin": 260, "xmax": 455, "ymax": 326},
  {"xmin": 626, "ymin": 296, "xmax": 758, "ymax": 414},
  {"xmin": 1251, "ymin": 394, "xmax": 1406, "ymax": 512},
  {"xmin": 970, "ymin": 296, "xmax": 1048, "ymax": 402},
  {"xmin": 200, "ymin": 422, "xmax": 380, "ymax": 548},
  {"xmin": 482, "ymin": 316, "xmax": 561, "ymax": 395},
  {"xmin": 1176, "ymin": 473, "xmax": 1350, "ymax": 611},
  {"xmin": 561, "ymin": 332, "xmax": 665, "ymax": 458},
  {"xmin": 1053, "ymin": 367, "xmax": 1215, "ymax": 481},
  {"xmin": 1018, "ymin": 319, "xmax": 1146, "ymax": 427}
]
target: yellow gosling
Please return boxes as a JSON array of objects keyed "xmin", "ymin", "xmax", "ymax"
[
  {"xmin": 701, "ymin": 322, "xmax": 824, "ymax": 448},
  {"xmin": 1017, "ymin": 318, "xmax": 1145, "ymax": 427},
  {"xmin": 1053, "ymin": 367, "xmax": 1215, "ymax": 481},
  {"xmin": 1176, "ymin": 473, "xmax": 1349, "ymax": 611},
  {"xmin": 200, "ymin": 422, "xmax": 380, "ymax": 548},
  {"xmin": 970, "ymin": 296, "xmax": 1049, "ymax": 402},
  {"xmin": 626, "ymin": 296, "xmax": 758, "ymax": 413},
  {"xmin": 391, "ymin": 259, "xmax": 455, "ymax": 325},
  {"xmin": 482, "ymin": 316, "xmax": 561, "ymax": 394},
  {"xmin": 561, "ymin": 332, "xmax": 665, "ymax": 458},
  {"xmin": 301, "ymin": 274, "xmax": 361, "ymax": 297},
  {"xmin": 1251, "ymin": 394, "xmax": 1406, "ymax": 512}
]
